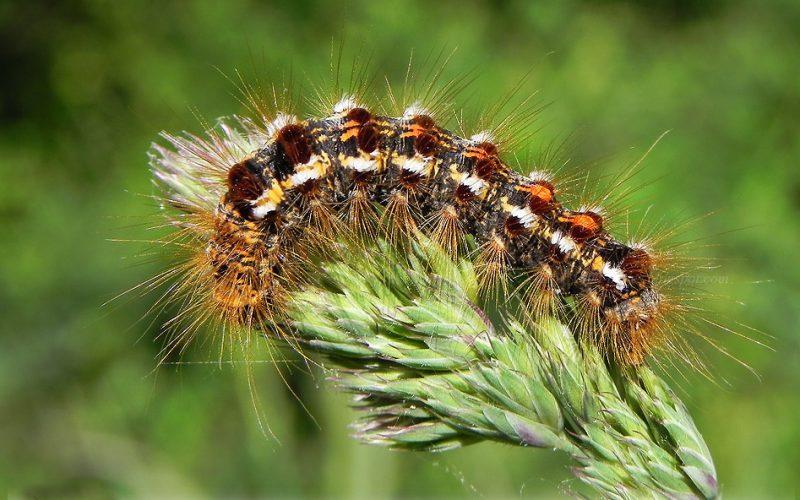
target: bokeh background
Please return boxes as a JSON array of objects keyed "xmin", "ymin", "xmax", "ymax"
[{"xmin": 2, "ymin": 0, "xmax": 798, "ymax": 497}]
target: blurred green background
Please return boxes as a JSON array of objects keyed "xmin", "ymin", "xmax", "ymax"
[{"xmin": 1, "ymin": 0, "xmax": 798, "ymax": 497}]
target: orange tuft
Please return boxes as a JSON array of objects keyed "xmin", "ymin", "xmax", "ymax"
[{"xmin": 564, "ymin": 211, "xmax": 603, "ymax": 239}]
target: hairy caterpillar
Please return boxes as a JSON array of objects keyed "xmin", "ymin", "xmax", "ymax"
[{"xmin": 149, "ymin": 72, "xmax": 701, "ymax": 368}]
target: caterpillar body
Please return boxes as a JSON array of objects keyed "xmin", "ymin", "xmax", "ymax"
[{"xmin": 153, "ymin": 93, "xmax": 667, "ymax": 366}]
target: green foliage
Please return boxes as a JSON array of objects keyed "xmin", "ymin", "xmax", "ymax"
[
  {"xmin": 1, "ymin": 0, "xmax": 798, "ymax": 497},
  {"xmin": 290, "ymin": 240, "xmax": 717, "ymax": 497}
]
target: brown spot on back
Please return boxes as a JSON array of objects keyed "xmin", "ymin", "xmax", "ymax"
[
  {"xmin": 227, "ymin": 160, "xmax": 263, "ymax": 202},
  {"xmin": 357, "ymin": 123, "xmax": 380, "ymax": 153},
  {"xmin": 455, "ymin": 183, "xmax": 476, "ymax": 202},
  {"xmin": 412, "ymin": 114, "xmax": 435, "ymax": 129},
  {"xmin": 465, "ymin": 140, "xmax": 504, "ymax": 180},
  {"xmin": 476, "ymin": 141, "xmax": 498, "ymax": 156},
  {"xmin": 475, "ymin": 156, "xmax": 501, "ymax": 179},
  {"xmin": 504, "ymin": 215, "xmax": 526, "ymax": 237},
  {"xmin": 346, "ymin": 107, "xmax": 371, "ymax": 124},
  {"xmin": 414, "ymin": 132, "xmax": 438, "ymax": 156},
  {"xmin": 277, "ymin": 124, "xmax": 312, "ymax": 165},
  {"xmin": 621, "ymin": 248, "xmax": 652, "ymax": 278}
]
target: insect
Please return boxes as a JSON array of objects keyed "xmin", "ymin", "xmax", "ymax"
[{"xmin": 146, "ymin": 65, "xmax": 734, "ymax": 370}]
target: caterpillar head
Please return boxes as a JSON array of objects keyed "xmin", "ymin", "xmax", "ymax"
[
  {"xmin": 596, "ymin": 247, "xmax": 664, "ymax": 365},
  {"xmin": 203, "ymin": 158, "xmax": 281, "ymax": 325},
  {"xmin": 206, "ymin": 121, "xmax": 324, "ymax": 326}
]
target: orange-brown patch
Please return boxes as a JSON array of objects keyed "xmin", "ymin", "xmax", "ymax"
[
  {"xmin": 346, "ymin": 107, "xmax": 371, "ymax": 124},
  {"xmin": 520, "ymin": 180, "xmax": 556, "ymax": 213},
  {"xmin": 475, "ymin": 141, "xmax": 498, "ymax": 156},
  {"xmin": 400, "ymin": 115, "xmax": 436, "ymax": 140},
  {"xmin": 564, "ymin": 211, "xmax": 603, "ymax": 240},
  {"xmin": 341, "ymin": 108, "xmax": 373, "ymax": 142},
  {"xmin": 411, "ymin": 114, "xmax": 435, "ymax": 129},
  {"xmin": 464, "ymin": 142, "xmax": 503, "ymax": 180},
  {"xmin": 463, "ymin": 142, "xmax": 498, "ymax": 159},
  {"xmin": 621, "ymin": 248, "xmax": 652, "ymax": 278}
]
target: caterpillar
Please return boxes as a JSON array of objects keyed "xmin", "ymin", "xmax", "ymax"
[{"xmin": 150, "ymin": 79, "xmax": 683, "ymax": 367}]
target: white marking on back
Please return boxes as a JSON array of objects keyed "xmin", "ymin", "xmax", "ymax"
[
  {"xmin": 510, "ymin": 206, "xmax": 536, "ymax": 228},
  {"xmin": 402, "ymin": 156, "xmax": 427, "ymax": 174},
  {"xmin": 287, "ymin": 154, "xmax": 325, "ymax": 186},
  {"xmin": 550, "ymin": 230, "xmax": 576, "ymax": 253},
  {"xmin": 251, "ymin": 202, "xmax": 277, "ymax": 219},
  {"xmin": 602, "ymin": 263, "xmax": 627, "ymax": 291},
  {"xmin": 350, "ymin": 157, "xmax": 377, "ymax": 172},
  {"xmin": 250, "ymin": 180, "xmax": 284, "ymax": 219},
  {"xmin": 289, "ymin": 169, "xmax": 321, "ymax": 186},
  {"xmin": 460, "ymin": 174, "xmax": 486, "ymax": 195}
]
